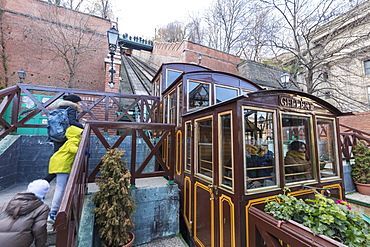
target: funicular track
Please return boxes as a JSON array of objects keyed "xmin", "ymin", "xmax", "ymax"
[
  {"xmin": 121, "ymin": 54, "xmax": 154, "ymax": 95},
  {"xmin": 130, "ymin": 55, "xmax": 157, "ymax": 77}
]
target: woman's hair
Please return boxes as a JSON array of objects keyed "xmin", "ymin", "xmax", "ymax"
[{"xmin": 289, "ymin": 141, "xmax": 306, "ymax": 151}]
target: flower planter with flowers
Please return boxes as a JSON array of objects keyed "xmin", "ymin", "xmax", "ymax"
[{"xmin": 264, "ymin": 188, "xmax": 370, "ymax": 246}]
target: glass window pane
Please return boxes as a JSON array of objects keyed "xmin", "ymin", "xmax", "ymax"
[
  {"xmin": 244, "ymin": 110, "xmax": 276, "ymax": 189},
  {"xmin": 317, "ymin": 118, "xmax": 338, "ymax": 178},
  {"xmin": 282, "ymin": 115, "xmax": 314, "ymax": 183},
  {"xmin": 154, "ymin": 78, "xmax": 160, "ymax": 96},
  {"xmin": 188, "ymin": 80, "xmax": 210, "ymax": 111},
  {"xmin": 197, "ymin": 118, "xmax": 213, "ymax": 178},
  {"xmin": 169, "ymin": 91, "xmax": 176, "ymax": 124},
  {"xmin": 365, "ymin": 60, "xmax": 370, "ymax": 75},
  {"xmin": 163, "ymin": 96, "xmax": 168, "ymax": 123},
  {"xmin": 166, "ymin": 69, "xmax": 182, "ymax": 87},
  {"xmin": 216, "ymin": 86, "xmax": 238, "ymax": 103},
  {"xmin": 177, "ymin": 84, "xmax": 183, "ymax": 127},
  {"xmin": 185, "ymin": 122, "xmax": 192, "ymax": 172},
  {"xmin": 220, "ymin": 114, "xmax": 233, "ymax": 187}
]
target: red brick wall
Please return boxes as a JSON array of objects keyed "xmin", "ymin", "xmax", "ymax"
[
  {"xmin": 0, "ymin": 0, "xmax": 114, "ymax": 91},
  {"xmin": 135, "ymin": 40, "xmax": 239, "ymax": 74},
  {"xmin": 339, "ymin": 111, "xmax": 370, "ymax": 133}
]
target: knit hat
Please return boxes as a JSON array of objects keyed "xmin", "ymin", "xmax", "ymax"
[
  {"xmin": 27, "ymin": 179, "xmax": 50, "ymax": 200},
  {"xmin": 63, "ymin": 94, "xmax": 82, "ymax": 103}
]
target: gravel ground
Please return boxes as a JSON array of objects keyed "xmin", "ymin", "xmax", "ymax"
[{"xmin": 136, "ymin": 235, "xmax": 188, "ymax": 247}]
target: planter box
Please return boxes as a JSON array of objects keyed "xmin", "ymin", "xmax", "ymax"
[{"xmin": 248, "ymin": 207, "xmax": 346, "ymax": 247}]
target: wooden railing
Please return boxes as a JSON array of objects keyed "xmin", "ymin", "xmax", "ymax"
[
  {"xmin": 248, "ymin": 207, "xmax": 346, "ymax": 247},
  {"xmin": 54, "ymin": 124, "xmax": 91, "ymax": 246},
  {"xmin": 339, "ymin": 123, "xmax": 370, "ymax": 163},
  {"xmin": 54, "ymin": 121, "xmax": 175, "ymax": 246},
  {"xmin": 0, "ymin": 84, "xmax": 160, "ymax": 139}
]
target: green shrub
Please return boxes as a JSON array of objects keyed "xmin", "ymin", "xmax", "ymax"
[
  {"xmin": 92, "ymin": 148, "xmax": 136, "ymax": 247},
  {"xmin": 352, "ymin": 140, "xmax": 370, "ymax": 184}
]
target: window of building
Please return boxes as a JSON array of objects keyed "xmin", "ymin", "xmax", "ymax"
[
  {"xmin": 188, "ymin": 80, "xmax": 210, "ymax": 111},
  {"xmin": 244, "ymin": 109, "xmax": 276, "ymax": 190},
  {"xmin": 364, "ymin": 60, "xmax": 370, "ymax": 75},
  {"xmin": 196, "ymin": 117, "xmax": 213, "ymax": 178},
  {"xmin": 215, "ymin": 85, "xmax": 238, "ymax": 103},
  {"xmin": 317, "ymin": 118, "xmax": 339, "ymax": 179},
  {"xmin": 282, "ymin": 114, "xmax": 314, "ymax": 183}
]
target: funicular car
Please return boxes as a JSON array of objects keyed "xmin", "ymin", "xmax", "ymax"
[{"xmin": 154, "ymin": 63, "xmax": 344, "ymax": 247}]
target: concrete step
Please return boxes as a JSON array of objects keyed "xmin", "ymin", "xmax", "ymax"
[{"xmin": 30, "ymin": 230, "xmax": 56, "ymax": 247}]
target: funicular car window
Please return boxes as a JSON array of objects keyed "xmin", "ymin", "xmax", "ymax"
[
  {"xmin": 185, "ymin": 121, "xmax": 192, "ymax": 172},
  {"xmin": 219, "ymin": 113, "xmax": 233, "ymax": 187},
  {"xmin": 215, "ymin": 85, "xmax": 238, "ymax": 103},
  {"xmin": 196, "ymin": 118, "xmax": 213, "ymax": 178},
  {"xmin": 317, "ymin": 118, "xmax": 338, "ymax": 178},
  {"xmin": 163, "ymin": 95, "xmax": 168, "ymax": 123},
  {"xmin": 154, "ymin": 77, "xmax": 160, "ymax": 96},
  {"xmin": 177, "ymin": 84, "xmax": 183, "ymax": 127},
  {"xmin": 166, "ymin": 69, "xmax": 182, "ymax": 88},
  {"xmin": 244, "ymin": 109, "xmax": 276, "ymax": 189},
  {"xmin": 188, "ymin": 80, "xmax": 210, "ymax": 111},
  {"xmin": 168, "ymin": 90, "xmax": 176, "ymax": 124},
  {"xmin": 282, "ymin": 114, "xmax": 314, "ymax": 183}
]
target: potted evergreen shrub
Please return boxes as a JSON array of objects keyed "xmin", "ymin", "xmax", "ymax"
[
  {"xmin": 352, "ymin": 140, "xmax": 370, "ymax": 195},
  {"xmin": 92, "ymin": 148, "xmax": 136, "ymax": 247}
]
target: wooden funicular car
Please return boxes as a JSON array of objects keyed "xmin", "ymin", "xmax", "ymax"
[{"xmin": 153, "ymin": 63, "xmax": 345, "ymax": 247}]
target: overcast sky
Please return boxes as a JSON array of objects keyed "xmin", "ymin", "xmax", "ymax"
[{"xmin": 112, "ymin": 0, "xmax": 214, "ymax": 39}]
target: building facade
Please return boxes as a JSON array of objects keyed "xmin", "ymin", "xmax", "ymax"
[{"xmin": 0, "ymin": 0, "xmax": 114, "ymax": 91}]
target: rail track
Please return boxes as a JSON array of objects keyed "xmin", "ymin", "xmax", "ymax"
[{"xmin": 120, "ymin": 54, "xmax": 156, "ymax": 95}]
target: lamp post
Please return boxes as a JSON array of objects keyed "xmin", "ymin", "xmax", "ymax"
[
  {"xmin": 280, "ymin": 72, "xmax": 290, "ymax": 89},
  {"xmin": 18, "ymin": 69, "xmax": 26, "ymax": 83},
  {"xmin": 107, "ymin": 26, "xmax": 119, "ymax": 89}
]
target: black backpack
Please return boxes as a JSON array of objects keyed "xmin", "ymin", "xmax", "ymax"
[{"xmin": 47, "ymin": 107, "xmax": 70, "ymax": 142}]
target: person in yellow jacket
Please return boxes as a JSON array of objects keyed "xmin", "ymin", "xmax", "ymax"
[{"xmin": 47, "ymin": 125, "xmax": 83, "ymax": 224}]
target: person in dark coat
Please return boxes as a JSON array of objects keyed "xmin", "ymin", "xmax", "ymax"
[
  {"xmin": 284, "ymin": 140, "xmax": 312, "ymax": 181},
  {"xmin": 0, "ymin": 179, "xmax": 50, "ymax": 247},
  {"xmin": 45, "ymin": 94, "xmax": 83, "ymax": 183},
  {"xmin": 51, "ymin": 94, "xmax": 83, "ymax": 152}
]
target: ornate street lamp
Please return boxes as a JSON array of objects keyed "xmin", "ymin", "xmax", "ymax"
[
  {"xmin": 280, "ymin": 72, "xmax": 290, "ymax": 89},
  {"xmin": 258, "ymin": 114, "xmax": 265, "ymax": 130},
  {"xmin": 107, "ymin": 26, "xmax": 119, "ymax": 88},
  {"xmin": 18, "ymin": 69, "xmax": 26, "ymax": 83}
]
